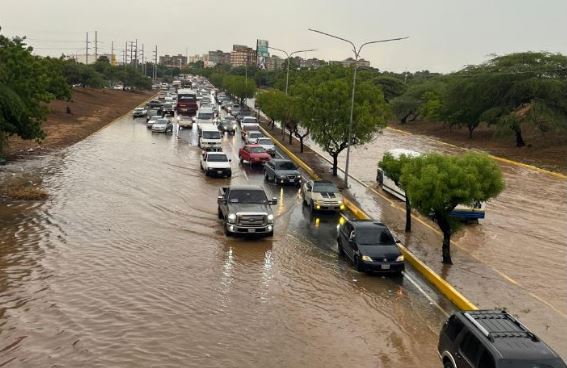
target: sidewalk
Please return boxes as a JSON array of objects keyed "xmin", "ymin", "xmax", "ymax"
[{"xmin": 256, "ymin": 119, "xmax": 567, "ymax": 359}]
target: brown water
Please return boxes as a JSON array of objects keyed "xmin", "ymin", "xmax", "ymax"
[
  {"xmin": 308, "ymin": 128, "xmax": 567, "ymax": 357},
  {"xmin": 0, "ymin": 116, "xmax": 452, "ymax": 367}
]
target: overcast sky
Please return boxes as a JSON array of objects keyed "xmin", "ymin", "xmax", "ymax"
[{"xmin": 1, "ymin": 0, "xmax": 566, "ymax": 73}]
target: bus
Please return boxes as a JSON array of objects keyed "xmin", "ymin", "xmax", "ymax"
[{"xmin": 176, "ymin": 88, "xmax": 198, "ymax": 117}]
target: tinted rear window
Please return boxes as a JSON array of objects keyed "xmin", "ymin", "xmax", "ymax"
[{"xmin": 277, "ymin": 162, "xmax": 297, "ymax": 170}]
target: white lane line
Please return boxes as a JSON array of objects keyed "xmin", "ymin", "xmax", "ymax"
[{"xmin": 403, "ymin": 271, "xmax": 450, "ymax": 317}]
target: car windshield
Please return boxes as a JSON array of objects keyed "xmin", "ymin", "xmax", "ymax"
[
  {"xmin": 207, "ymin": 154, "xmax": 228, "ymax": 162},
  {"xmin": 356, "ymin": 227, "xmax": 396, "ymax": 246},
  {"xmin": 156, "ymin": 119, "xmax": 169, "ymax": 124},
  {"xmin": 203, "ymin": 131, "xmax": 221, "ymax": 139},
  {"xmin": 222, "ymin": 121, "xmax": 235, "ymax": 126},
  {"xmin": 257, "ymin": 138, "xmax": 272, "ymax": 145},
  {"xmin": 178, "ymin": 94, "xmax": 195, "ymax": 101},
  {"xmin": 249, "ymin": 132, "xmax": 262, "ymax": 138},
  {"xmin": 197, "ymin": 112, "xmax": 213, "ymax": 119},
  {"xmin": 248, "ymin": 146, "xmax": 266, "ymax": 153},
  {"xmin": 277, "ymin": 162, "xmax": 297, "ymax": 170},
  {"xmin": 243, "ymin": 118, "xmax": 257, "ymax": 124},
  {"xmin": 228, "ymin": 190, "xmax": 268, "ymax": 204},
  {"xmin": 312, "ymin": 182, "xmax": 338, "ymax": 193}
]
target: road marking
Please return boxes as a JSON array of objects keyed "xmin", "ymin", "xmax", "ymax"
[{"xmin": 403, "ymin": 272, "xmax": 450, "ymax": 317}]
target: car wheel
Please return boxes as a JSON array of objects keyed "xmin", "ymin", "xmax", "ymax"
[
  {"xmin": 264, "ymin": 172, "xmax": 269, "ymax": 181},
  {"xmin": 266, "ymin": 231, "xmax": 274, "ymax": 237},
  {"xmin": 217, "ymin": 207, "xmax": 223, "ymax": 219},
  {"xmin": 310, "ymin": 200, "xmax": 316, "ymax": 210},
  {"xmin": 354, "ymin": 255, "xmax": 364, "ymax": 272},
  {"xmin": 239, "ymin": 158, "xmax": 243, "ymax": 164},
  {"xmin": 224, "ymin": 224, "xmax": 232, "ymax": 237},
  {"xmin": 337, "ymin": 239, "xmax": 345, "ymax": 256},
  {"xmin": 443, "ymin": 361, "xmax": 455, "ymax": 368}
]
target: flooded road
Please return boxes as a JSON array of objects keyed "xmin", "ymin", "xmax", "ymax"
[
  {"xmin": 0, "ymin": 113, "xmax": 452, "ymax": 367},
  {"xmin": 305, "ymin": 128, "xmax": 567, "ymax": 357}
]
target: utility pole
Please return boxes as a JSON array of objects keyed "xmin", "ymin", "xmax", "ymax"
[
  {"xmin": 111, "ymin": 41, "xmax": 114, "ymax": 64},
  {"xmin": 85, "ymin": 32, "xmax": 89, "ymax": 64},
  {"xmin": 135, "ymin": 39, "xmax": 138, "ymax": 70},
  {"xmin": 125, "ymin": 41, "xmax": 128, "ymax": 65},
  {"xmin": 153, "ymin": 45, "xmax": 158, "ymax": 82},
  {"xmin": 141, "ymin": 44, "xmax": 145, "ymax": 76},
  {"xmin": 129, "ymin": 41, "xmax": 135, "ymax": 68},
  {"xmin": 94, "ymin": 30, "xmax": 98, "ymax": 61}
]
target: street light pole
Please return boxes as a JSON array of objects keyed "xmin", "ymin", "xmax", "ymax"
[
  {"xmin": 308, "ymin": 28, "xmax": 408, "ymax": 187},
  {"xmin": 268, "ymin": 47, "xmax": 316, "ymax": 95}
]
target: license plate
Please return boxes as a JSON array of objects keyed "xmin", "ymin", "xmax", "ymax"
[
  {"xmin": 217, "ymin": 170, "xmax": 223, "ymax": 174},
  {"xmin": 381, "ymin": 264, "xmax": 391, "ymax": 270},
  {"xmin": 248, "ymin": 228, "xmax": 256, "ymax": 233}
]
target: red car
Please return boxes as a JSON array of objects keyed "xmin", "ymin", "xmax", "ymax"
[{"xmin": 239, "ymin": 144, "xmax": 272, "ymax": 165}]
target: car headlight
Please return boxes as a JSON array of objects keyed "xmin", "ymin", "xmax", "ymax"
[
  {"xmin": 227, "ymin": 214, "xmax": 236, "ymax": 223},
  {"xmin": 361, "ymin": 255, "xmax": 373, "ymax": 262},
  {"xmin": 396, "ymin": 255, "xmax": 404, "ymax": 262},
  {"xmin": 267, "ymin": 214, "xmax": 274, "ymax": 223}
]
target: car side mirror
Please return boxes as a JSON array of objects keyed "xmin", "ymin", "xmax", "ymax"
[
  {"xmin": 269, "ymin": 197, "xmax": 278, "ymax": 205},
  {"xmin": 217, "ymin": 195, "xmax": 227, "ymax": 204},
  {"xmin": 228, "ymin": 159, "xmax": 232, "ymax": 162}
]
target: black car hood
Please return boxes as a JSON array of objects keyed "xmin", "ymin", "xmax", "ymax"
[{"xmin": 358, "ymin": 244, "xmax": 401, "ymax": 260}]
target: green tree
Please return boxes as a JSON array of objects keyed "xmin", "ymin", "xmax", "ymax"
[
  {"xmin": 299, "ymin": 71, "xmax": 390, "ymax": 176},
  {"xmin": 391, "ymin": 78, "xmax": 445, "ymax": 123},
  {"xmin": 0, "ymin": 30, "xmax": 70, "ymax": 155},
  {"xmin": 223, "ymin": 75, "xmax": 256, "ymax": 105},
  {"xmin": 400, "ymin": 153, "xmax": 504, "ymax": 264},
  {"xmin": 378, "ymin": 152, "xmax": 416, "ymax": 232},
  {"xmin": 444, "ymin": 52, "xmax": 567, "ymax": 145}
]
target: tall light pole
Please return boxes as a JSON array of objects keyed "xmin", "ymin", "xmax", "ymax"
[
  {"xmin": 308, "ymin": 28, "xmax": 408, "ymax": 187},
  {"xmin": 268, "ymin": 46, "xmax": 316, "ymax": 95}
]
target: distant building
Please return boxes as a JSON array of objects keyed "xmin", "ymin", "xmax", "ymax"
[
  {"xmin": 300, "ymin": 58, "xmax": 327, "ymax": 69},
  {"xmin": 189, "ymin": 54, "xmax": 204, "ymax": 64},
  {"xmin": 341, "ymin": 57, "xmax": 370, "ymax": 68},
  {"xmin": 266, "ymin": 55, "xmax": 284, "ymax": 70},
  {"xmin": 159, "ymin": 54, "xmax": 188, "ymax": 67},
  {"xmin": 208, "ymin": 50, "xmax": 232, "ymax": 67},
  {"xmin": 231, "ymin": 44, "xmax": 256, "ymax": 67}
]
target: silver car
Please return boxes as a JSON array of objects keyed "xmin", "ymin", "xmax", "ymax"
[{"xmin": 256, "ymin": 137, "xmax": 276, "ymax": 156}]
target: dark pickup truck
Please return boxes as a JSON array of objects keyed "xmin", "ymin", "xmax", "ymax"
[{"xmin": 217, "ymin": 185, "xmax": 277, "ymax": 237}]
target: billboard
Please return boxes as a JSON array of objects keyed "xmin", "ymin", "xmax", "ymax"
[{"xmin": 256, "ymin": 39, "xmax": 269, "ymax": 69}]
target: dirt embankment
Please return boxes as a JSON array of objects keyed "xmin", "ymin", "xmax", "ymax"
[
  {"xmin": 4, "ymin": 88, "xmax": 154, "ymax": 160},
  {"xmin": 390, "ymin": 120, "xmax": 567, "ymax": 174}
]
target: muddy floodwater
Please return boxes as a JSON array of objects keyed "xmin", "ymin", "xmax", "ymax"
[{"xmin": 0, "ymin": 115, "xmax": 453, "ymax": 367}]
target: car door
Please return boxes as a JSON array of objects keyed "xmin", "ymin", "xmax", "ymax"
[
  {"xmin": 457, "ymin": 332, "xmax": 482, "ymax": 368},
  {"xmin": 341, "ymin": 222, "xmax": 356, "ymax": 261},
  {"xmin": 240, "ymin": 146, "xmax": 249, "ymax": 161},
  {"xmin": 265, "ymin": 161, "xmax": 274, "ymax": 178},
  {"xmin": 303, "ymin": 181, "xmax": 313, "ymax": 201},
  {"xmin": 201, "ymin": 152, "xmax": 207, "ymax": 170}
]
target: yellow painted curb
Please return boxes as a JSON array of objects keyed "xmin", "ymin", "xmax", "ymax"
[
  {"xmin": 259, "ymin": 126, "xmax": 320, "ymax": 180},
  {"xmin": 262, "ymin": 124, "xmax": 479, "ymax": 311},
  {"xmin": 387, "ymin": 127, "xmax": 566, "ymax": 180},
  {"xmin": 342, "ymin": 199, "xmax": 478, "ymax": 311}
]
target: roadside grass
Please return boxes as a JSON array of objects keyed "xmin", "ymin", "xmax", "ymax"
[{"xmin": 1, "ymin": 175, "xmax": 48, "ymax": 200}]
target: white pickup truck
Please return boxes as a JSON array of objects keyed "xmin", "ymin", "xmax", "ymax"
[{"xmin": 200, "ymin": 151, "xmax": 232, "ymax": 177}]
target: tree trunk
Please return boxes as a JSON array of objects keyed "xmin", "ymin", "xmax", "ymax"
[
  {"xmin": 436, "ymin": 214, "xmax": 453, "ymax": 264},
  {"xmin": 405, "ymin": 196, "xmax": 412, "ymax": 232},
  {"xmin": 468, "ymin": 125, "xmax": 474, "ymax": 139},
  {"xmin": 299, "ymin": 137, "xmax": 304, "ymax": 153},
  {"xmin": 513, "ymin": 126, "xmax": 526, "ymax": 147},
  {"xmin": 288, "ymin": 127, "xmax": 293, "ymax": 145},
  {"xmin": 331, "ymin": 154, "xmax": 338, "ymax": 176}
]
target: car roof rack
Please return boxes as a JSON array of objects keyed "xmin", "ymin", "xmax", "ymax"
[{"xmin": 463, "ymin": 310, "xmax": 539, "ymax": 343}]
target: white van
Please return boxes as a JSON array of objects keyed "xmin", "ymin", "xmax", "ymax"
[
  {"xmin": 377, "ymin": 149, "xmax": 486, "ymax": 220},
  {"xmin": 199, "ymin": 125, "xmax": 222, "ymax": 151},
  {"xmin": 194, "ymin": 107, "xmax": 215, "ymax": 136}
]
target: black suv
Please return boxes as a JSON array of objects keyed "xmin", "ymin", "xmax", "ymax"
[
  {"xmin": 438, "ymin": 310, "xmax": 566, "ymax": 368},
  {"xmin": 337, "ymin": 219, "xmax": 404, "ymax": 274}
]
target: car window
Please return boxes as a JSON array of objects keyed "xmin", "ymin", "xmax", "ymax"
[
  {"xmin": 207, "ymin": 154, "xmax": 228, "ymax": 162},
  {"xmin": 202, "ymin": 131, "xmax": 221, "ymax": 139},
  {"xmin": 355, "ymin": 228, "xmax": 396, "ymax": 246},
  {"xmin": 228, "ymin": 190, "xmax": 268, "ymax": 204},
  {"xmin": 460, "ymin": 332, "xmax": 482, "ymax": 366},
  {"xmin": 277, "ymin": 162, "xmax": 297, "ymax": 170},
  {"xmin": 478, "ymin": 349, "xmax": 495, "ymax": 368},
  {"xmin": 249, "ymin": 146, "xmax": 266, "ymax": 153},
  {"xmin": 312, "ymin": 182, "xmax": 338, "ymax": 193},
  {"xmin": 445, "ymin": 316, "xmax": 465, "ymax": 341}
]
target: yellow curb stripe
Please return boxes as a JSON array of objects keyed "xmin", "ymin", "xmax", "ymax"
[{"xmin": 262, "ymin": 126, "xmax": 479, "ymax": 311}]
